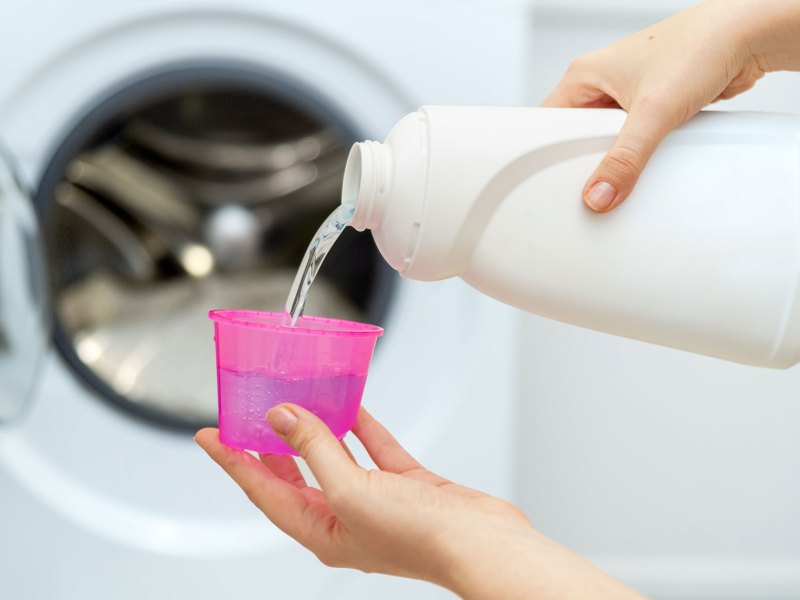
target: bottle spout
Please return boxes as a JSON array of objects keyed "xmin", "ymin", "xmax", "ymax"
[{"xmin": 342, "ymin": 141, "xmax": 387, "ymax": 231}]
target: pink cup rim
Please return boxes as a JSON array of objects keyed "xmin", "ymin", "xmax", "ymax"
[{"xmin": 208, "ymin": 310, "xmax": 383, "ymax": 337}]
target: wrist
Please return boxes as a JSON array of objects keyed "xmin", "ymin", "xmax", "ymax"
[
  {"xmin": 724, "ymin": 0, "xmax": 800, "ymax": 72},
  {"xmin": 436, "ymin": 525, "xmax": 645, "ymax": 600},
  {"xmin": 435, "ymin": 524, "xmax": 546, "ymax": 598}
]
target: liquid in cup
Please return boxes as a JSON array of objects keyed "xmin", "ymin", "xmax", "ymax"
[{"xmin": 209, "ymin": 310, "xmax": 382, "ymax": 455}]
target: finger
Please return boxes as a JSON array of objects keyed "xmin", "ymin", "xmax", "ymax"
[
  {"xmin": 352, "ymin": 407, "xmax": 423, "ymax": 474},
  {"xmin": 195, "ymin": 428, "xmax": 313, "ymax": 541},
  {"xmin": 340, "ymin": 440, "xmax": 358, "ymax": 464},
  {"xmin": 541, "ymin": 82, "xmax": 581, "ymax": 108},
  {"xmin": 266, "ymin": 404, "xmax": 363, "ymax": 495},
  {"xmin": 259, "ymin": 453, "xmax": 307, "ymax": 489},
  {"xmin": 543, "ymin": 79, "xmax": 617, "ymax": 108},
  {"xmin": 542, "ymin": 60, "xmax": 619, "ymax": 109},
  {"xmin": 583, "ymin": 99, "xmax": 678, "ymax": 212},
  {"xmin": 541, "ymin": 58, "xmax": 584, "ymax": 108},
  {"xmin": 716, "ymin": 78, "xmax": 758, "ymax": 101}
]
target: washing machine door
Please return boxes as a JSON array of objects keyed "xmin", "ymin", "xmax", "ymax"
[{"xmin": 0, "ymin": 144, "xmax": 48, "ymax": 422}]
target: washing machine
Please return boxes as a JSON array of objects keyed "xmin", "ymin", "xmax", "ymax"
[{"xmin": 0, "ymin": 2, "xmax": 530, "ymax": 598}]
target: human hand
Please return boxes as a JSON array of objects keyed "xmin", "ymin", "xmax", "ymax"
[
  {"xmin": 196, "ymin": 405, "xmax": 644, "ymax": 599},
  {"xmin": 543, "ymin": 0, "xmax": 800, "ymax": 212}
]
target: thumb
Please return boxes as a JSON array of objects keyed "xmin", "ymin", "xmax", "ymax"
[
  {"xmin": 267, "ymin": 403, "xmax": 361, "ymax": 493},
  {"xmin": 584, "ymin": 102, "xmax": 677, "ymax": 212}
]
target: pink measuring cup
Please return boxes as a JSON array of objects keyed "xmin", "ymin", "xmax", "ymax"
[{"xmin": 209, "ymin": 310, "xmax": 383, "ymax": 455}]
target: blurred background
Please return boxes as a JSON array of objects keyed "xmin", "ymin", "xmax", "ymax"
[
  {"xmin": 0, "ymin": 1, "xmax": 798, "ymax": 598},
  {"xmin": 523, "ymin": 3, "xmax": 800, "ymax": 599}
]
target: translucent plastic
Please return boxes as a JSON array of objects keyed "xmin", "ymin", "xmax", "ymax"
[{"xmin": 209, "ymin": 310, "xmax": 382, "ymax": 455}]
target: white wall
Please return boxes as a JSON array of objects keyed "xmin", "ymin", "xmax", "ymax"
[
  {"xmin": 527, "ymin": 2, "xmax": 800, "ymax": 112},
  {"xmin": 517, "ymin": 3, "xmax": 800, "ymax": 599}
]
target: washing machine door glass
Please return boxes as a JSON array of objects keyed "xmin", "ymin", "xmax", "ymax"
[
  {"xmin": 0, "ymin": 145, "xmax": 48, "ymax": 422},
  {"xmin": 36, "ymin": 68, "xmax": 396, "ymax": 431}
]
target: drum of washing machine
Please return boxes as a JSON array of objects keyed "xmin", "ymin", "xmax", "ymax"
[{"xmin": 38, "ymin": 71, "xmax": 396, "ymax": 430}]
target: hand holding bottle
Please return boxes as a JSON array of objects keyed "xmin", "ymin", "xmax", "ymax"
[{"xmin": 543, "ymin": 0, "xmax": 800, "ymax": 212}]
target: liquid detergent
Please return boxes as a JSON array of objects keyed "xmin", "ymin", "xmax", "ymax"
[
  {"xmin": 340, "ymin": 106, "xmax": 800, "ymax": 368},
  {"xmin": 284, "ymin": 204, "xmax": 354, "ymax": 325},
  {"xmin": 218, "ymin": 367, "xmax": 368, "ymax": 454}
]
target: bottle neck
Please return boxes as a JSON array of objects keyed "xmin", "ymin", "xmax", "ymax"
[{"xmin": 342, "ymin": 140, "xmax": 386, "ymax": 231}]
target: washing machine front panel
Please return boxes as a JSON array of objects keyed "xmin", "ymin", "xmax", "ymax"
[
  {"xmin": 0, "ymin": 145, "xmax": 47, "ymax": 424},
  {"xmin": 0, "ymin": 2, "xmax": 429, "ymax": 433},
  {"xmin": 0, "ymin": 5, "xmax": 418, "ymax": 182},
  {"xmin": 0, "ymin": 2, "xmax": 528, "ymax": 598},
  {"xmin": 34, "ymin": 64, "xmax": 401, "ymax": 431}
]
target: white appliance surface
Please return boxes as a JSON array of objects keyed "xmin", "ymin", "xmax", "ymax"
[{"xmin": 0, "ymin": 2, "xmax": 529, "ymax": 598}]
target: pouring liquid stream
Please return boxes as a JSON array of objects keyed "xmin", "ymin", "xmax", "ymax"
[{"xmin": 284, "ymin": 204, "xmax": 354, "ymax": 325}]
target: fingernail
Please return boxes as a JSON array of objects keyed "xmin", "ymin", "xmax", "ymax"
[
  {"xmin": 268, "ymin": 407, "xmax": 298, "ymax": 436},
  {"xmin": 586, "ymin": 181, "xmax": 617, "ymax": 211}
]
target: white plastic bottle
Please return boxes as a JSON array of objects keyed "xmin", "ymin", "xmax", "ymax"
[{"xmin": 342, "ymin": 106, "xmax": 800, "ymax": 368}]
